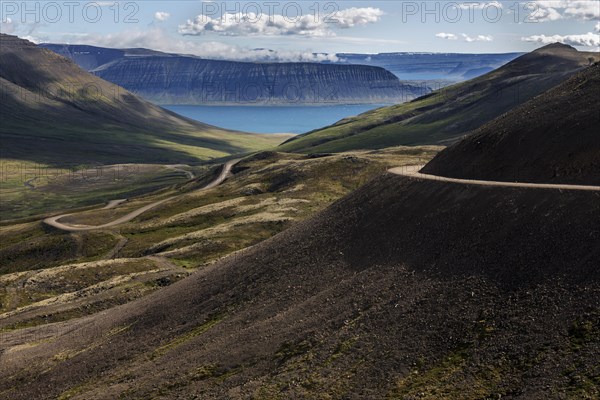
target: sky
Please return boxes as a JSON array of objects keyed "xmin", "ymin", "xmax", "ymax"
[{"xmin": 1, "ymin": 1, "xmax": 599, "ymax": 61}]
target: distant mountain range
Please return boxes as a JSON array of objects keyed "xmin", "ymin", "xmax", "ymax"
[
  {"xmin": 337, "ymin": 52, "xmax": 523, "ymax": 81},
  {"xmin": 280, "ymin": 43, "xmax": 599, "ymax": 153},
  {"xmin": 0, "ymin": 35, "xmax": 284, "ymax": 165},
  {"xmin": 40, "ymin": 44, "xmax": 429, "ymax": 105}
]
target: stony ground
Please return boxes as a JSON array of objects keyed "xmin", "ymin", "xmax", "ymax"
[
  {"xmin": 0, "ymin": 148, "xmax": 440, "ymax": 336},
  {"xmin": 1, "ymin": 170, "xmax": 598, "ymax": 399}
]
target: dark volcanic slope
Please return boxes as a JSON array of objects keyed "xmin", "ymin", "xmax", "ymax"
[
  {"xmin": 1, "ymin": 173, "xmax": 599, "ymax": 399},
  {"xmin": 2, "ymin": 43, "xmax": 599, "ymax": 400},
  {"xmin": 279, "ymin": 43, "xmax": 598, "ymax": 153},
  {"xmin": 41, "ymin": 44, "xmax": 428, "ymax": 105},
  {"xmin": 421, "ymin": 63, "xmax": 600, "ymax": 185},
  {"xmin": 0, "ymin": 35, "xmax": 280, "ymax": 165}
]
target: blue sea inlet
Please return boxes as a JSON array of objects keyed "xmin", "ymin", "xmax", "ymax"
[{"xmin": 163, "ymin": 104, "xmax": 390, "ymax": 135}]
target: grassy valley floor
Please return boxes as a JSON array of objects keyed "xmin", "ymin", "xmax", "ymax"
[{"xmin": 0, "ymin": 147, "xmax": 441, "ymax": 333}]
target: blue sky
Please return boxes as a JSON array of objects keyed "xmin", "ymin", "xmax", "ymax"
[{"xmin": 1, "ymin": 1, "xmax": 598, "ymax": 60}]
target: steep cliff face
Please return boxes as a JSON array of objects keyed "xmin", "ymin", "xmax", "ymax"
[{"xmin": 41, "ymin": 44, "xmax": 429, "ymax": 105}]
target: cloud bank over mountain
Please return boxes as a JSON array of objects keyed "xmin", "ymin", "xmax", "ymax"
[
  {"xmin": 436, "ymin": 32, "xmax": 494, "ymax": 42},
  {"xmin": 54, "ymin": 28, "xmax": 341, "ymax": 63},
  {"xmin": 178, "ymin": 7, "xmax": 384, "ymax": 37},
  {"xmin": 522, "ymin": 32, "xmax": 600, "ymax": 47}
]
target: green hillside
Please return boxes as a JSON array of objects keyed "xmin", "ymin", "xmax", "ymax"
[
  {"xmin": 0, "ymin": 34, "xmax": 286, "ymax": 166},
  {"xmin": 280, "ymin": 43, "xmax": 598, "ymax": 153},
  {"xmin": 423, "ymin": 63, "xmax": 600, "ymax": 185}
]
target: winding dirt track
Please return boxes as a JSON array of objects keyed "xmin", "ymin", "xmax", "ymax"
[
  {"xmin": 43, "ymin": 160, "xmax": 239, "ymax": 232},
  {"xmin": 389, "ymin": 165, "xmax": 600, "ymax": 192},
  {"xmin": 44, "ymin": 161, "xmax": 598, "ymax": 233},
  {"xmin": 165, "ymin": 164, "xmax": 195, "ymax": 180}
]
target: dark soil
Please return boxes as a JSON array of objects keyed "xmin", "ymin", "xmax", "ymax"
[
  {"xmin": 423, "ymin": 63, "xmax": 600, "ymax": 185},
  {"xmin": 2, "ymin": 174, "xmax": 598, "ymax": 399}
]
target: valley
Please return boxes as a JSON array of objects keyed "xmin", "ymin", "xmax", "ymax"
[
  {"xmin": 0, "ymin": 161, "xmax": 204, "ymax": 220},
  {"xmin": 0, "ymin": 35, "xmax": 287, "ymax": 165},
  {"xmin": 0, "ymin": 147, "xmax": 440, "ymax": 331},
  {"xmin": 1, "ymin": 16, "xmax": 599, "ymax": 398},
  {"xmin": 42, "ymin": 159, "xmax": 240, "ymax": 232},
  {"xmin": 280, "ymin": 44, "xmax": 599, "ymax": 153}
]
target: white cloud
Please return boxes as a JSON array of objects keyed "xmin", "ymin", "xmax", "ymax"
[
  {"xmin": 533, "ymin": 0, "xmax": 567, "ymax": 7},
  {"xmin": 523, "ymin": 2, "xmax": 600, "ymax": 48},
  {"xmin": 529, "ymin": 1, "xmax": 600, "ymax": 21},
  {"xmin": 178, "ymin": 7, "xmax": 384, "ymax": 37},
  {"xmin": 2, "ymin": 17, "xmax": 15, "ymax": 33},
  {"xmin": 154, "ymin": 12, "xmax": 171, "ymax": 22},
  {"xmin": 563, "ymin": 0, "xmax": 600, "ymax": 20},
  {"xmin": 435, "ymin": 32, "xmax": 493, "ymax": 42},
  {"xmin": 329, "ymin": 36, "xmax": 404, "ymax": 46},
  {"xmin": 436, "ymin": 32, "xmax": 458, "ymax": 40},
  {"xmin": 462, "ymin": 33, "xmax": 494, "ymax": 42},
  {"xmin": 179, "ymin": 13, "xmax": 330, "ymax": 37},
  {"xmin": 21, "ymin": 35, "xmax": 42, "ymax": 44},
  {"xmin": 529, "ymin": 5, "xmax": 564, "ymax": 21},
  {"xmin": 333, "ymin": 7, "xmax": 385, "ymax": 28},
  {"xmin": 1, "ymin": 18, "xmax": 47, "ymax": 42},
  {"xmin": 522, "ymin": 32, "xmax": 600, "ymax": 47},
  {"xmin": 456, "ymin": 1, "xmax": 504, "ymax": 9},
  {"xmin": 58, "ymin": 28, "xmax": 340, "ymax": 63}
]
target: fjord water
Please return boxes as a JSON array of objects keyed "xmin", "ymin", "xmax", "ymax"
[{"xmin": 163, "ymin": 104, "xmax": 390, "ymax": 134}]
